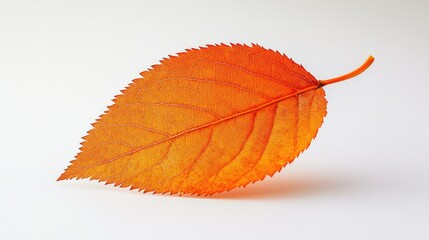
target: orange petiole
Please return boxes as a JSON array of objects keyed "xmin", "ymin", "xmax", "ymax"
[{"xmin": 318, "ymin": 55, "xmax": 375, "ymax": 87}]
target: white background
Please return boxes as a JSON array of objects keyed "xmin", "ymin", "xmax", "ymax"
[{"xmin": 1, "ymin": 0, "xmax": 428, "ymax": 239}]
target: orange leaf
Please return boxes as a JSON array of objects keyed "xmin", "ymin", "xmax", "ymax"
[{"xmin": 58, "ymin": 43, "xmax": 374, "ymax": 196}]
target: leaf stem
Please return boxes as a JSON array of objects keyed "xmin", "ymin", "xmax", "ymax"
[{"xmin": 318, "ymin": 55, "xmax": 375, "ymax": 87}]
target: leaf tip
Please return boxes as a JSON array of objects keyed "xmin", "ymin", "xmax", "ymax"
[{"xmin": 57, "ymin": 172, "xmax": 67, "ymax": 181}]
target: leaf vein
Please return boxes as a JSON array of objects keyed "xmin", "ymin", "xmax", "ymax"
[
  {"xmin": 102, "ymin": 123, "xmax": 170, "ymax": 137},
  {"xmin": 208, "ymin": 112, "xmax": 257, "ymax": 187},
  {"xmin": 198, "ymin": 58, "xmax": 299, "ymax": 90},
  {"xmin": 174, "ymin": 128, "xmax": 214, "ymax": 193},
  {"xmin": 156, "ymin": 76, "xmax": 271, "ymax": 99},
  {"xmin": 120, "ymin": 102, "xmax": 221, "ymax": 119},
  {"xmin": 62, "ymin": 86, "xmax": 318, "ymax": 178},
  {"xmin": 228, "ymin": 104, "xmax": 278, "ymax": 187}
]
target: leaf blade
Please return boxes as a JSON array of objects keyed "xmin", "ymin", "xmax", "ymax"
[{"xmin": 58, "ymin": 44, "xmax": 328, "ymax": 195}]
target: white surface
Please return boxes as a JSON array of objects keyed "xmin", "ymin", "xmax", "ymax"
[{"xmin": 1, "ymin": 0, "xmax": 428, "ymax": 239}]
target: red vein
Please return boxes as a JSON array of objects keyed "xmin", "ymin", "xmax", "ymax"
[
  {"xmin": 199, "ymin": 58, "xmax": 300, "ymax": 90},
  {"xmin": 157, "ymin": 76, "xmax": 271, "ymax": 99},
  {"xmin": 60, "ymin": 85, "xmax": 319, "ymax": 179},
  {"xmin": 121, "ymin": 102, "xmax": 221, "ymax": 119},
  {"xmin": 102, "ymin": 123, "xmax": 170, "ymax": 137},
  {"xmin": 173, "ymin": 128, "xmax": 214, "ymax": 193},
  {"xmin": 208, "ymin": 112, "xmax": 257, "ymax": 185},
  {"xmin": 247, "ymin": 52, "xmax": 314, "ymax": 84},
  {"xmin": 226, "ymin": 104, "xmax": 278, "ymax": 189},
  {"xmin": 120, "ymin": 140, "xmax": 174, "ymax": 186}
]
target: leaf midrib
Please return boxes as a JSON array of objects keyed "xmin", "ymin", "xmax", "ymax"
[{"xmin": 65, "ymin": 84, "xmax": 319, "ymax": 177}]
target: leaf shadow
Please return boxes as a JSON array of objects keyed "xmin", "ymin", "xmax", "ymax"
[
  {"xmin": 58, "ymin": 172, "xmax": 365, "ymax": 200},
  {"xmin": 211, "ymin": 173, "xmax": 364, "ymax": 200}
]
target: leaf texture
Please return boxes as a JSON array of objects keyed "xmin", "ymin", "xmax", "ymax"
[{"xmin": 58, "ymin": 43, "xmax": 373, "ymax": 196}]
